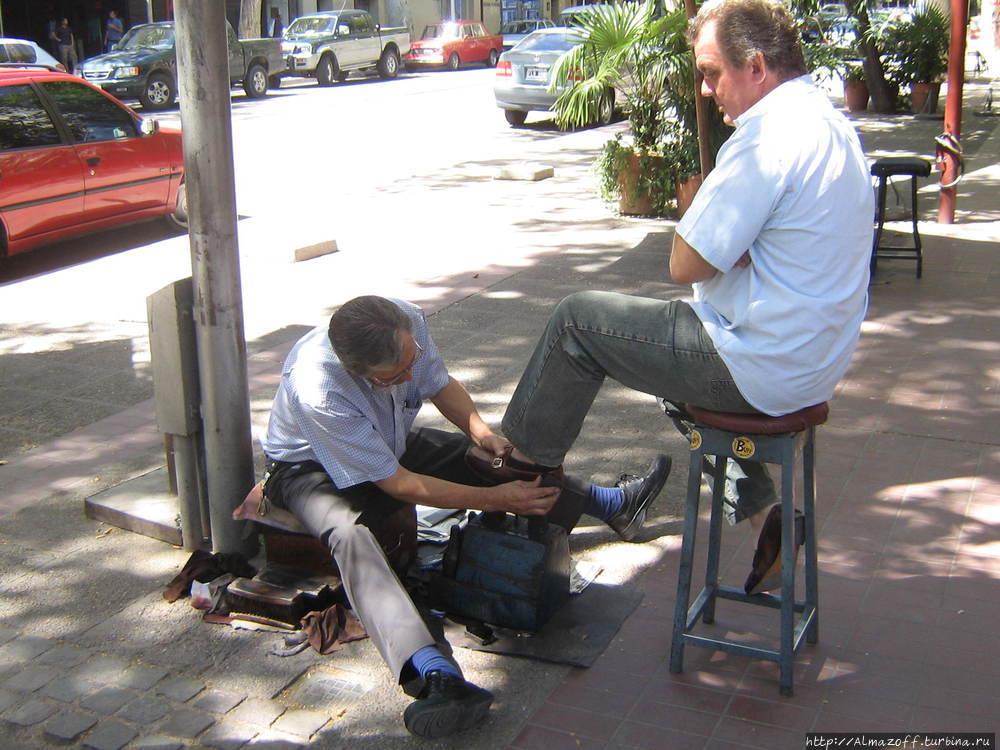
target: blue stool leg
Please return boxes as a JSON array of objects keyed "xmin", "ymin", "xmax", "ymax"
[
  {"xmin": 871, "ymin": 176, "xmax": 888, "ymax": 277},
  {"xmin": 670, "ymin": 443, "xmax": 705, "ymax": 674},
  {"xmin": 778, "ymin": 438, "xmax": 796, "ymax": 697},
  {"xmin": 703, "ymin": 454, "xmax": 727, "ymax": 624},
  {"xmin": 909, "ymin": 175, "xmax": 923, "ymax": 278},
  {"xmin": 803, "ymin": 427, "xmax": 819, "ymax": 644}
]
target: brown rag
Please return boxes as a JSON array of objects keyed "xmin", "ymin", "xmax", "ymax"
[
  {"xmin": 163, "ymin": 550, "xmax": 257, "ymax": 603},
  {"xmin": 299, "ymin": 604, "xmax": 368, "ymax": 654}
]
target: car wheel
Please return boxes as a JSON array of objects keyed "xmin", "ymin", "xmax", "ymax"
[
  {"xmin": 167, "ymin": 182, "xmax": 188, "ymax": 231},
  {"xmin": 596, "ymin": 88, "xmax": 614, "ymax": 126},
  {"xmin": 316, "ymin": 54, "xmax": 338, "ymax": 86},
  {"xmin": 446, "ymin": 53, "xmax": 460, "ymax": 71},
  {"xmin": 486, "ymin": 49, "xmax": 499, "ymax": 68},
  {"xmin": 140, "ymin": 72, "xmax": 175, "ymax": 111},
  {"xmin": 377, "ymin": 48, "xmax": 400, "ymax": 79},
  {"xmin": 504, "ymin": 109, "xmax": 527, "ymax": 127},
  {"xmin": 243, "ymin": 62, "xmax": 268, "ymax": 98}
]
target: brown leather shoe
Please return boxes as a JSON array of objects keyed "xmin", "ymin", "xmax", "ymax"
[
  {"xmin": 465, "ymin": 445, "xmax": 564, "ymax": 486},
  {"xmin": 744, "ymin": 504, "xmax": 804, "ymax": 595}
]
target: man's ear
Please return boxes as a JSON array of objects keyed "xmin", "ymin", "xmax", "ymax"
[{"xmin": 748, "ymin": 51, "xmax": 767, "ymax": 82}]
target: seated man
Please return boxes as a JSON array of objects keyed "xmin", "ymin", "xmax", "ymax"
[
  {"xmin": 499, "ymin": 0, "xmax": 873, "ymax": 594},
  {"xmin": 261, "ymin": 295, "xmax": 670, "ymax": 739}
]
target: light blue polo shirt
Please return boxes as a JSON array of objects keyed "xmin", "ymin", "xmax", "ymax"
[{"xmin": 677, "ymin": 75, "xmax": 873, "ymax": 416}]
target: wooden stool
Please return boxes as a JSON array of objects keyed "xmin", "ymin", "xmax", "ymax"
[
  {"xmin": 871, "ymin": 156, "xmax": 932, "ymax": 278},
  {"xmin": 668, "ymin": 403, "xmax": 827, "ymax": 696}
]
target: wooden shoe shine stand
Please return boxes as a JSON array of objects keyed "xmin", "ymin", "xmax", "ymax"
[{"xmin": 668, "ymin": 403, "xmax": 827, "ymax": 696}]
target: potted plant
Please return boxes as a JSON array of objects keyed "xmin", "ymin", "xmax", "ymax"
[
  {"xmin": 550, "ymin": 1, "xmax": 718, "ymax": 217},
  {"xmin": 841, "ymin": 60, "xmax": 870, "ymax": 111},
  {"xmin": 881, "ymin": 7, "xmax": 949, "ymax": 113}
]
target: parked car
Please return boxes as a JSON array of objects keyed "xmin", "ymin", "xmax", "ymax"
[
  {"xmin": 500, "ymin": 18, "xmax": 555, "ymax": 50},
  {"xmin": 494, "ymin": 27, "xmax": 613, "ymax": 128},
  {"xmin": 77, "ymin": 20, "xmax": 285, "ymax": 111},
  {"xmin": 557, "ymin": 4, "xmax": 613, "ymax": 27},
  {"xmin": 0, "ymin": 38, "xmax": 64, "ymax": 71},
  {"xmin": 403, "ymin": 20, "xmax": 503, "ymax": 70},
  {"xmin": 0, "ymin": 68, "xmax": 185, "ymax": 261},
  {"xmin": 282, "ymin": 9, "xmax": 410, "ymax": 84}
]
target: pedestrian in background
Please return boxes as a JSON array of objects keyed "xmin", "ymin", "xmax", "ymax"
[
  {"xmin": 105, "ymin": 10, "xmax": 124, "ymax": 52},
  {"xmin": 56, "ymin": 17, "xmax": 78, "ymax": 74},
  {"xmin": 267, "ymin": 7, "xmax": 284, "ymax": 38}
]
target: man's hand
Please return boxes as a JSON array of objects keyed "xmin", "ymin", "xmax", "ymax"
[
  {"xmin": 478, "ymin": 432, "xmax": 512, "ymax": 457},
  {"xmin": 486, "ymin": 477, "xmax": 560, "ymax": 516},
  {"xmin": 734, "ymin": 251, "xmax": 751, "ymax": 269}
]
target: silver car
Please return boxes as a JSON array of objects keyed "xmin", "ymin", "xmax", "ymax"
[
  {"xmin": 500, "ymin": 18, "xmax": 555, "ymax": 51},
  {"xmin": 494, "ymin": 27, "xmax": 612, "ymax": 128}
]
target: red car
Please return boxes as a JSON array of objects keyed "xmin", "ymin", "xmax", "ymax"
[
  {"xmin": 403, "ymin": 20, "xmax": 503, "ymax": 70},
  {"xmin": 0, "ymin": 67, "xmax": 185, "ymax": 261}
]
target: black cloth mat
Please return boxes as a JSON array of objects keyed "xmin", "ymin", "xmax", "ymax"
[{"xmin": 442, "ymin": 582, "xmax": 643, "ymax": 668}]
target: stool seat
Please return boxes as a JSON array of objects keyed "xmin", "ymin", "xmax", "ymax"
[
  {"xmin": 870, "ymin": 156, "xmax": 932, "ymax": 178},
  {"xmin": 684, "ymin": 403, "xmax": 828, "ymax": 435}
]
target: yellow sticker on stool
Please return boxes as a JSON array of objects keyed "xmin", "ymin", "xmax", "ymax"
[
  {"xmin": 732, "ymin": 436, "xmax": 755, "ymax": 458},
  {"xmin": 689, "ymin": 430, "xmax": 702, "ymax": 450}
]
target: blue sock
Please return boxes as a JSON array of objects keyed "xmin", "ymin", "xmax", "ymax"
[
  {"xmin": 585, "ymin": 483, "xmax": 624, "ymax": 521},
  {"xmin": 409, "ymin": 645, "xmax": 461, "ymax": 680}
]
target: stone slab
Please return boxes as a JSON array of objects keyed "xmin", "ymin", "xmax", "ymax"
[
  {"xmin": 293, "ymin": 240, "xmax": 339, "ymax": 263},
  {"xmin": 496, "ymin": 163, "xmax": 555, "ymax": 181},
  {"xmin": 83, "ymin": 468, "xmax": 182, "ymax": 547},
  {"xmin": 44, "ymin": 711, "xmax": 99, "ymax": 741}
]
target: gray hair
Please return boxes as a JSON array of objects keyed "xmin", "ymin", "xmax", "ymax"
[
  {"xmin": 328, "ymin": 296, "xmax": 412, "ymax": 376},
  {"xmin": 689, "ymin": 0, "xmax": 807, "ymax": 82}
]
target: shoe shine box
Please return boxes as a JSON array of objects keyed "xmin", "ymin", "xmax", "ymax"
[{"xmin": 431, "ymin": 512, "xmax": 570, "ymax": 632}]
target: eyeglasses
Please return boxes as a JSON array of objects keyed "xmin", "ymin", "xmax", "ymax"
[{"xmin": 368, "ymin": 340, "xmax": 424, "ymax": 387}]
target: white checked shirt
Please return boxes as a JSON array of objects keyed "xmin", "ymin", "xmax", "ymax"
[{"xmin": 261, "ymin": 300, "xmax": 450, "ymax": 489}]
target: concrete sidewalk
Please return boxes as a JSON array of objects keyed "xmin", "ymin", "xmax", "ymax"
[{"xmin": 1, "ymin": 78, "xmax": 999, "ymax": 750}]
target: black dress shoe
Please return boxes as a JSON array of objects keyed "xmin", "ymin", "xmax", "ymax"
[
  {"xmin": 744, "ymin": 503, "xmax": 804, "ymax": 595},
  {"xmin": 606, "ymin": 454, "xmax": 672, "ymax": 542},
  {"xmin": 403, "ymin": 671, "xmax": 493, "ymax": 739}
]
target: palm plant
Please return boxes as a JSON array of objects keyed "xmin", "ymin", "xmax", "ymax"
[{"xmin": 549, "ymin": 1, "xmax": 712, "ymax": 215}]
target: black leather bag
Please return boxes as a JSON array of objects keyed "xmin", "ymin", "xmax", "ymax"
[{"xmin": 430, "ymin": 511, "xmax": 570, "ymax": 632}]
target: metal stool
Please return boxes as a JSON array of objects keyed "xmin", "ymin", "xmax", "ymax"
[
  {"xmin": 668, "ymin": 402, "xmax": 827, "ymax": 696},
  {"xmin": 871, "ymin": 156, "xmax": 932, "ymax": 278}
]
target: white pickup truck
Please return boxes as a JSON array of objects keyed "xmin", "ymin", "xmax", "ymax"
[{"xmin": 282, "ymin": 9, "xmax": 410, "ymax": 84}]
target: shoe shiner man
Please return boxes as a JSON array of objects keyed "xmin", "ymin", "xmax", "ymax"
[
  {"xmin": 260, "ymin": 295, "xmax": 671, "ymax": 738},
  {"xmin": 498, "ymin": 0, "xmax": 872, "ymax": 595}
]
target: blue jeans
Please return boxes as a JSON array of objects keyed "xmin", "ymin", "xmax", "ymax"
[{"xmin": 501, "ymin": 291, "xmax": 776, "ymax": 520}]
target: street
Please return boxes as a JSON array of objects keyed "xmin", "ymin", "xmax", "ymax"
[{"xmin": 0, "ymin": 67, "xmax": 627, "ymax": 458}]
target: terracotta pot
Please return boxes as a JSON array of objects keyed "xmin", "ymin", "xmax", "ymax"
[
  {"xmin": 844, "ymin": 80, "xmax": 869, "ymax": 112},
  {"xmin": 617, "ymin": 151, "xmax": 663, "ymax": 216},
  {"xmin": 910, "ymin": 81, "xmax": 941, "ymax": 114},
  {"xmin": 674, "ymin": 173, "xmax": 703, "ymax": 218}
]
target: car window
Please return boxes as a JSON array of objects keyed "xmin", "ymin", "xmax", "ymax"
[
  {"xmin": 119, "ymin": 24, "xmax": 175, "ymax": 50},
  {"xmin": 41, "ymin": 81, "xmax": 137, "ymax": 143},
  {"xmin": 349, "ymin": 14, "xmax": 373, "ymax": 34},
  {"xmin": 0, "ymin": 84, "xmax": 61, "ymax": 150},
  {"xmin": 514, "ymin": 31, "xmax": 577, "ymax": 52},
  {"xmin": 3, "ymin": 43, "xmax": 38, "ymax": 63},
  {"xmin": 286, "ymin": 16, "xmax": 335, "ymax": 35}
]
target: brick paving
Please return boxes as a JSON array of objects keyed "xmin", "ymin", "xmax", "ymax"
[{"xmin": 1, "ymin": 79, "xmax": 999, "ymax": 749}]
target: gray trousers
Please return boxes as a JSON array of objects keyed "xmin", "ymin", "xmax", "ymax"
[
  {"xmin": 501, "ymin": 291, "xmax": 776, "ymax": 520},
  {"xmin": 264, "ymin": 427, "xmax": 587, "ymax": 688}
]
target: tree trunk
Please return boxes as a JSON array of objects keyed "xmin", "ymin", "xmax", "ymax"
[
  {"xmin": 238, "ymin": 0, "xmax": 263, "ymax": 39},
  {"xmin": 850, "ymin": 4, "xmax": 895, "ymax": 114}
]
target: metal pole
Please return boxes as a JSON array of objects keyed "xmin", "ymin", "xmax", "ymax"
[
  {"xmin": 174, "ymin": 0, "xmax": 256, "ymax": 555},
  {"xmin": 147, "ymin": 0, "xmax": 155, "ymax": 23},
  {"xmin": 683, "ymin": 0, "xmax": 714, "ymax": 177},
  {"xmin": 937, "ymin": 0, "xmax": 968, "ymax": 223}
]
